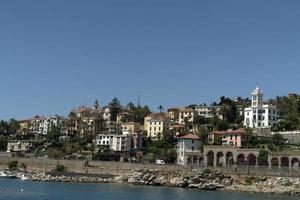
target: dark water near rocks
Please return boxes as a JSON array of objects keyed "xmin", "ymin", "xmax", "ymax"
[{"xmin": 0, "ymin": 178, "xmax": 298, "ymax": 200}]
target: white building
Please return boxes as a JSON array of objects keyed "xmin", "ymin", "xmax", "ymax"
[
  {"xmin": 96, "ymin": 133, "xmax": 131, "ymax": 152},
  {"xmin": 244, "ymin": 86, "xmax": 279, "ymax": 128},
  {"xmin": 195, "ymin": 105, "xmax": 221, "ymax": 118},
  {"xmin": 30, "ymin": 115, "xmax": 64, "ymax": 135},
  {"xmin": 178, "ymin": 108, "xmax": 195, "ymax": 124},
  {"xmin": 177, "ymin": 134, "xmax": 202, "ymax": 166}
]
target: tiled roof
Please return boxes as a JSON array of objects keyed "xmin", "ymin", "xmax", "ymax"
[{"xmin": 178, "ymin": 133, "xmax": 200, "ymax": 140}]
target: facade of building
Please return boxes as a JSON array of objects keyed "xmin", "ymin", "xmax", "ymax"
[
  {"xmin": 29, "ymin": 115, "xmax": 64, "ymax": 136},
  {"xmin": 195, "ymin": 105, "xmax": 221, "ymax": 118},
  {"xmin": 179, "ymin": 108, "xmax": 196, "ymax": 125},
  {"xmin": 177, "ymin": 133, "xmax": 203, "ymax": 166},
  {"xmin": 117, "ymin": 112, "xmax": 129, "ymax": 123},
  {"xmin": 6, "ymin": 140, "xmax": 31, "ymax": 153},
  {"xmin": 167, "ymin": 108, "xmax": 180, "ymax": 123},
  {"xmin": 208, "ymin": 129, "xmax": 251, "ymax": 147},
  {"xmin": 144, "ymin": 113, "xmax": 169, "ymax": 140},
  {"xmin": 121, "ymin": 122, "xmax": 142, "ymax": 134},
  {"xmin": 244, "ymin": 86, "xmax": 279, "ymax": 128},
  {"xmin": 96, "ymin": 133, "xmax": 131, "ymax": 152}
]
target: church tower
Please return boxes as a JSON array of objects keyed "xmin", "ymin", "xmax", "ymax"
[{"xmin": 251, "ymin": 86, "xmax": 263, "ymax": 108}]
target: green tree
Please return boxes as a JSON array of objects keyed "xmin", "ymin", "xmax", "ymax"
[
  {"xmin": 0, "ymin": 135, "xmax": 7, "ymax": 151},
  {"xmin": 258, "ymin": 150, "xmax": 269, "ymax": 166},
  {"xmin": 46, "ymin": 126, "xmax": 61, "ymax": 146},
  {"xmin": 272, "ymin": 133, "xmax": 283, "ymax": 146},
  {"xmin": 109, "ymin": 97, "xmax": 122, "ymax": 122},
  {"xmin": 94, "ymin": 99, "xmax": 100, "ymax": 110},
  {"xmin": 216, "ymin": 120, "xmax": 229, "ymax": 131}
]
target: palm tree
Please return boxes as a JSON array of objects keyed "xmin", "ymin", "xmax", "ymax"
[{"xmin": 157, "ymin": 105, "xmax": 164, "ymax": 113}]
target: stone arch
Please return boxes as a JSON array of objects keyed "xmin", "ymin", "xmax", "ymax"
[
  {"xmin": 207, "ymin": 151, "xmax": 214, "ymax": 167},
  {"xmin": 199, "ymin": 157, "xmax": 204, "ymax": 166},
  {"xmin": 271, "ymin": 157, "xmax": 279, "ymax": 167},
  {"xmin": 281, "ymin": 157, "xmax": 289, "ymax": 167},
  {"xmin": 192, "ymin": 156, "xmax": 198, "ymax": 165},
  {"xmin": 291, "ymin": 158, "xmax": 299, "ymax": 168},
  {"xmin": 226, "ymin": 152, "xmax": 234, "ymax": 166},
  {"xmin": 237, "ymin": 154, "xmax": 246, "ymax": 165},
  {"xmin": 216, "ymin": 152, "xmax": 224, "ymax": 167},
  {"xmin": 247, "ymin": 153, "xmax": 257, "ymax": 166},
  {"xmin": 187, "ymin": 156, "xmax": 192, "ymax": 165}
]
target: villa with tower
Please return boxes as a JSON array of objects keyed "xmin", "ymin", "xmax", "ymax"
[{"xmin": 244, "ymin": 86, "xmax": 279, "ymax": 128}]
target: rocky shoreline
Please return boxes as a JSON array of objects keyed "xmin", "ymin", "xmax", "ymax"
[{"xmin": 2, "ymin": 169, "xmax": 300, "ymax": 196}]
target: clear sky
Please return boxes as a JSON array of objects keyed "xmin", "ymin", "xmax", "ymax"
[{"xmin": 0, "ymin": 0, "xmax": 300, "ymax": 120}]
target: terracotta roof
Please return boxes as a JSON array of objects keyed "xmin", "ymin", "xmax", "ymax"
[
  {"xmin": 170, "ymin": 124, "xmax": 185, "ymax": 128},
  {"xmin": 178, "ymin": 133, "xmax": 200, "ymax": 140}
]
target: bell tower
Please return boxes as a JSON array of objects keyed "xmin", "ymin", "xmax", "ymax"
[{"xmin": 251, "ymin": 86, "xmax": 263, "ymax": 108}]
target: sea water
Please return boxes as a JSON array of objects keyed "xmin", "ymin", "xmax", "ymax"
[{"xmin": 0, "ymin": 178, "xmax": 298, "ymax": 200}]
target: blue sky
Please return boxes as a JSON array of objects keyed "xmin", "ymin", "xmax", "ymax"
[{"xmin": 0, "ymin": 0, "xmax": 300, "ymax": 119}]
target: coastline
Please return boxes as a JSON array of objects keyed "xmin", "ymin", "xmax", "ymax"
[{"xmin": 3, "ymin": 169, "xmax": 300, "ymax": 197}]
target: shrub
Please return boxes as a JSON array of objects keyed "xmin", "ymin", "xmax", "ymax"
[
  {"xmin": 244, "ymin": 176, "xmax": 257, "ymax": 185},
  {"xmin": 7, "ymin": 160, "xmax": 18, "ymax": 170},
  {"xmin": 53, "ymin": 164, "xmax": 67, "ymax": 173}
]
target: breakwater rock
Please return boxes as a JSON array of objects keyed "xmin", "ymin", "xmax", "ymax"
[
  {"xmin": 123, "ymin": 169, "xmax": 233, "ymax": 190},
  {"xmin": 28, "ymin": 169, "xmax": 232, "ymax": 191},
  {"xmin": 223, "ymin": 176, "xmax": 300, "ymax": 196}
]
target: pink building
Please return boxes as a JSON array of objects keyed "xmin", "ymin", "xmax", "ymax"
[{"xmin": 208, "ymin": 129, "xmax": 251, "ymax": 147}]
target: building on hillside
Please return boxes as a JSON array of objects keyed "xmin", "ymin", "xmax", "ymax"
[
  {"xmin": 6, "ymin": 140, "xmax": 32, "ymax": 153},
  {"xmin": 30, "ymin": 116, "xmax": 45, "ymax": 135},
  {"xmin": 169, "ymin": 124, "xmax": 185, "ymax": 136},
  {"xmin": 42, "ymin": 115, "xmax": 64, "ymax": 135},
  {"xmin": 103, "ymin": 107, "xmax": 111, "ymax": 121},
  {"xmin": 29, "ymin": 115, "xmax": 64, "ymax": 136},
  {"xmin": 131, "ymin": 132, "xmax": 143, "ymax": 150},
  {"xmin": 177, "ymin": 133, "xmax": 203, "ymax": 166},
  {"xmin": 117, "ymin": 112, "xmax": 130, "ymax": 123},
  {"xmin": 179, "ymin": 108, "xmax": 196, "ymax": 125},
  {"xmin": 17, "ymin": 119, "xmax": 31, "ymax": 135},
  {"xmin": 121, "ymin": 122, "xmax": 142, "ymax": 134},
  {"xmin": 208, "ymin": 129, "xmax": 252, "ymax": 147},
  {"xmin": 96, "ymin": 133, "xmax": 131, "ymax": 152},
  {"xmin": 195, "ymin": 105, "xmax": 221, "ymax": 118},
  {"xmin": 244, "ymin": 86, "xmax": 279, "ymax": 128},
  {"xmin": 144, "ymin": 113, "xmax": 169, "ymax": 140},
  {"xmin": 112, "ymin": 134, "xmax": 132, "ymax": 152},
  {"xmin": 167, "ymin": 108, "xmax": 180, "ymax": 123}
]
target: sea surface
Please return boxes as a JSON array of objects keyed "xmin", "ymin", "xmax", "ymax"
[{"xmin": 0, "ymin": 178, "xmax": 298, "ymax": 200}]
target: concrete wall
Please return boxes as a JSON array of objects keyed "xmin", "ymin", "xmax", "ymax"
[{"xmin": 0, "ymin": 157, "xmax": 190, "ymax": 175}]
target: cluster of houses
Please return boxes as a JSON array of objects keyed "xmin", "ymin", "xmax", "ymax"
[{"xmin": 5, "ymin": 86, "xmax": 300, "ymax": 168}]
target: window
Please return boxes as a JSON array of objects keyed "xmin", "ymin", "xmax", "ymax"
[
  {"xmin": 235, "ymin": 135, "xmax": 237, "ymax": 140},
  {"xmin": 230, "ymin": 135, "xmax": 232, "ymax": 140},
  {"xmin": 192, "ymin": 140, "xmax": 194, "ymax": 144},
  {"xmin": 192, "ymin": 147, "xmax": 194, "ymax": 151}
]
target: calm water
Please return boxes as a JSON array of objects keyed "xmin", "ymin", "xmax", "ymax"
[{"xmin": 0, "ymin": 179, "xmax": 298, "ymax": 200}]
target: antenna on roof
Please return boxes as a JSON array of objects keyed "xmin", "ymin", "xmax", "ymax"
[{"xmin": 138, "ymin": 94, "xmax": 141, "ymax": 107}]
